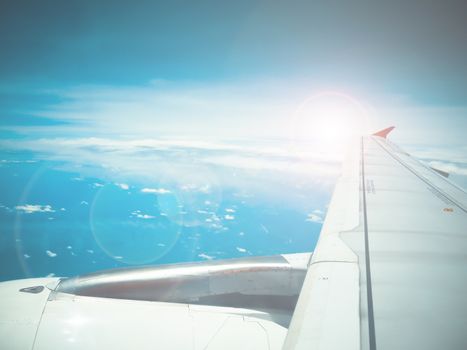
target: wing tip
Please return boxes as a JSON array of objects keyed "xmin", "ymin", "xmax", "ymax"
[{"xmin": 372, "ymin": 126, "xmax": 395, "ymax": 139}]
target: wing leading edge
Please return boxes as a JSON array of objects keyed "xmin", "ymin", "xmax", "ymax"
[{"xmin": 284, "ymin": 128, "xmax": 467, "ymax": 350}]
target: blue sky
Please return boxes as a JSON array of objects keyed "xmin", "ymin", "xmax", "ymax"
[
  {"xmin": 0, "ymin": 1, "xmax": 466, "ymax": 138},
  {"xmin": 1, "ymin": 1, "xmax": 467, "ymax": 181},
  {"xmin": 1, "ymin": 1, "xmax": 466, "ymax": 97},
  {"xmin": 1, "ymin": 0, "xmax": 467, "ymax": 279}
]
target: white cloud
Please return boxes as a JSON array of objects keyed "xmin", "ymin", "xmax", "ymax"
[
  {"xmin": 66, "ymin": 245, "xmax": 72, "ymax": 250},
  {"xmin": 209, "ymin": 222, "xmax": 225, "ymax": 230},
  {"xmin": 306, "ymin": 213, "xmax": 323, "ymax": 223},
  {"xmin": 116, "ymin": 183, "xmax": 129, "ymax": 190},
  {"xmin": 60, "ymin": 207, "xmax": 66, "ymax": 211},
  {"xmin": 80, "ymin": 200, "xmax": 89, "ymax": 205},
  {"xmin": 0, "ymin": 204, "xmax": 11, "ymax": 212},
  {"xmin": 15, "ymin": 204, "xmax": 55, "ymax": 214},
  {"xmin": 46, "ymin": 250, "xmax": 57, "ymax": 258},
  {"xmin": 2, "ymin": 81, "xmax": 466, "ymax": 201},
  {"xmin": 0, "ymin": 120, "xmax": 346, "ymax": 213},
  {"xmin": 141, "ymin": 187, "xmax": 171, "ymax": 194},
  {"xmin": 5, "ymin": 80, "xmax": 302, "ymax": 140},
  {"xmin": 224, "ymin": 214, "xmax": 235, "ymax": 220},
  {"xmin": 93, "ymin": 182, "xmax": 104, "ymax": 188},
  {"xmin": 23, "ymin": 254, "xmax": 31, "ymax": 259},
  {"xmin": 130, "ymin": 210, "xmax": 155, "ymax": 219},
  {"xmin": 180, "ymin": 184, "xmax": 211, "ymax": 193},
  {"xmin": 86, "ymin": 249, "xmax": 94, "ymax": 254},
  {"xmin": 0, "ymin": 135, "xmax": 340, "ymax": 212},
  {"xmin": 428, "ymin": 161, "xmax": 467, "ymax": 176},
  {"xmin": 236, "ymin": 247, "xmax": 247, "ymax": 253},
  {"xmin": 138, "ymin": 214, "xmax": 155, "ymax": 219},
  {"xmin": 225, "ymin": 208, "xmax": 235, "ymax": 213},
  {"xmin": 0, "ymin": 159, "xmax": 36, "ymax": 164},
  {"xmin": 198, "ymin": 253, "xmax": 214, "ymax": 260}
]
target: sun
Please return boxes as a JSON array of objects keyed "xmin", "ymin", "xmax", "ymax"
[{"xmin": 290, "ymin": 91, "xmax": 371, "ymax": 158}]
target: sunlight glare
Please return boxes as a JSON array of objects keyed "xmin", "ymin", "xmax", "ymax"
[{"xmin": 290, "ymin": 91, "xmax": 371, "ymax": 159}]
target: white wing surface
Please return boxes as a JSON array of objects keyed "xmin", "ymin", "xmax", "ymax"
[
  {"xmin": 284, "ymin": 127, "xmax": 467, "ymax": 350},
  {"xmin": 0, "ymin": 254, "xmax": 310, "ymax": 349}
]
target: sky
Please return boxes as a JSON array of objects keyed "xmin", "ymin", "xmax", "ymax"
[
  {"xmin": 0, "ymin": 1, "xmax": 466, "ymax": 134},
  {"xmin": 1, "ymin": 1, "xmax": 467, "ymax": 279},
  {"xmin": 1, "ymin": 0, "xmax": 466, "ymax": 178}
]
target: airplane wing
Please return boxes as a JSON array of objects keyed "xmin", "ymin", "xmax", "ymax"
[
  {"xmin": 284, "ymin": 127, "xmax": 467, "ymax": 349},
  {"xmin": 0, "ymin": 254, "xmax": 310, "ymax": 349}
]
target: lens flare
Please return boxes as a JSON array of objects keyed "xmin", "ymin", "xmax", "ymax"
[{"xmin": 290, "ymin": 90, "xmax": 372, "ymax": 159}]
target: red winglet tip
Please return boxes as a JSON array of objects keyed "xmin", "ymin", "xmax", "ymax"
[{"xmin": 372, "ymin": 126, "xmax": 395, "ymax": 139}]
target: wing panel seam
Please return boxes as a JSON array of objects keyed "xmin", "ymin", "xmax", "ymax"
[{"xmin": 362, "ymin": 137, "xmax": 377, "ymax": 350}]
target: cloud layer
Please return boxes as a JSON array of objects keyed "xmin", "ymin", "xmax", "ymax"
[{"xmin": 15, "ymin": 204, "xmax": 55, "ymax": 214}]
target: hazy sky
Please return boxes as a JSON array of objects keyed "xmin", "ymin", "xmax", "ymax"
[{"xmin": 1, "ymin": 1, "xmax": 466, "ymax": 170}]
